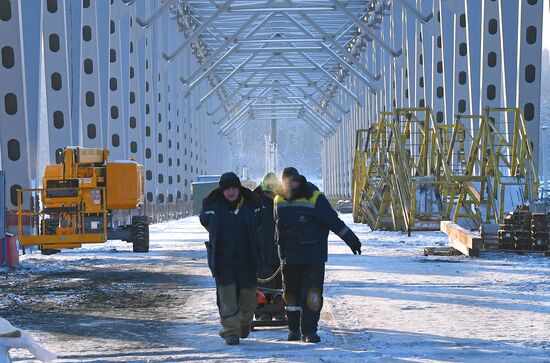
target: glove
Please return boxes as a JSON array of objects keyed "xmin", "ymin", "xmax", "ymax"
[{"xmin": 347, "ymin": 238, "xmax": 362, "ymax": 255}]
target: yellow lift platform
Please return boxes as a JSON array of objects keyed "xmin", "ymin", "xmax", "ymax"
[{"xmin": 17, "ymin": 147, "xmax": 149, "ymax": 254}]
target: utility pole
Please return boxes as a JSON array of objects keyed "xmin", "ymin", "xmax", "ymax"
[
  {"xmin": 269, "ymin": 119, "xmax": 278, "ymax": 173},
  {"xmin": 266, "ymin": 90, "xmax": 278, "ymax": 173}
]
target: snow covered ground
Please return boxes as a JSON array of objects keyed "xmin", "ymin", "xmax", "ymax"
[{"xmin": 2, "ymin": 214, "xmax": 549, "ymax": 362}]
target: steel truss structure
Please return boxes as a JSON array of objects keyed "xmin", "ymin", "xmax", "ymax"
[
  {"xmin": 324, "ymin": 0, "xmax": 544, "ymax": 198},
  {"xmin": 0, "ymin": 0, "xmax": 545, "ymax": 225},
  {"xmin": 1, "ymin": 0, "xmax": 230, "ymax": 224}
]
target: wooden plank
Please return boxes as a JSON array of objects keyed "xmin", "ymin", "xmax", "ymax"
[
  {"xmin": 449, "ymin": 238, "xmax": 479, "ymax": 257},
  {"xmin": 441, "ymin": 221, "xmax": 482, "ymax": 257}
]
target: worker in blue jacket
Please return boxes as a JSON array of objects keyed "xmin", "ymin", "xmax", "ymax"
[
  {"xmin": 200, "ymin": 172, "xmax": 263, "ymax": 345},
  {"xmin": 274, "ymin": 167, "xmax": 361, "ymax": 343}
]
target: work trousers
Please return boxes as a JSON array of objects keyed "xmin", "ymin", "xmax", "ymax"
[
  {"xmin": 215, "ymin": 282, "xmax": 256, "ymax": 338},
  {"xmin": 281, "ymin": 263, "xmax": 325, "ymax": 335}
]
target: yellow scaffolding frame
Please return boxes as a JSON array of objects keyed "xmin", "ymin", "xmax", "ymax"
[
  {"xmin": 353, "ymin": 107, "xmax": 451, "ymax": 232},
  {"xmin": 450, "ymin": 108, "xmax": 538, "ymax": 224},
  {"xmin": 352, "ymin": 106, "xmax": 538, "ymax": 231}
]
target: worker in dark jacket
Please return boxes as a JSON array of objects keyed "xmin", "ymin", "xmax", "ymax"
[
  {"xmin": 253, "ymin": 172, "xmax": 284, "ymax": 321},
  {"xmin": 200, "ymin": 172, "xmax": 263, "ymax": 345},
  {"xmin": 274, "ymin": 167, "xmax": 361, "ymax": 343}
]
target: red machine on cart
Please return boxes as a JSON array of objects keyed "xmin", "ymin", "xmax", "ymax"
[{"xmin": 252, "ymin": 285, "xmax": 287, "ymax": 329}]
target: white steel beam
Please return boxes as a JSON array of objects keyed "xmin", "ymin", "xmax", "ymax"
[
  {"xmin": 136, "ymin": 0, "xmax": 177, "ymax": 28},
  {"xmin": 0, "ymin": 0, "xmax": 32, "ymax": 210},
  {"xmin": 143, "ymin": 0, "xmax": 157, "ymax": 205},
  {"xmin": 42, "ymin": 0, "xmax": 73, "ymax": 162},
  {"xmin": 127, "ymin": 3, "xmax": 144, "ymax": 162},
  {"xmin": 516, "ymin": 0, "xmax": 543, "ymax": 164},
  {"xmin": 79, "ymin": 0, "xmax": 103, "ymax": 148},
  {"xmin": 329, "ymin": 0, "xmax": 403, "ymax": 57},
  {"xmin": 162, "ymin": 0, "xmax": 233, "ymax": 61},
  {"xmin": 179, "ymin": 11, "xmax": 276, "ymax": 81},
  {"xmin": 107, "ymin": 1, "xmax": 126, "ymax": 160}
]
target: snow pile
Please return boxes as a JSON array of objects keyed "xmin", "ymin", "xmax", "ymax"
[{"xmin": 0, "ymin": 318, "xmax": 56, "ymax": 362}]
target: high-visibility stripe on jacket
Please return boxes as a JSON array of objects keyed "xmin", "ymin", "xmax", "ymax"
[{"xmin": 274, "ymin": 182, "xmax": 358, "ymax": 264}]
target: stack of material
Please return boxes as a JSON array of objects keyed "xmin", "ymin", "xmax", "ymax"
[
  {"xmin": 498, "ymin": 205, "xmax": 550, "ymax": 252},
  {"xmin": 480, "ymin": 223, "xmax": 499, "ymax": 250},
  {"xmin": 498, "ymin": 215, "xmax": 517, "ymax": 250},
  {"xmin": 532, "ymin": 213, "xmax": 550, "ymax": 251},
  {"xmin": 514, "ymin": 205, "xmax": 533, "ymax": 250},
  {"xmin": 498, "ymin": 205, "xmax": 532, "ymax": 250}
]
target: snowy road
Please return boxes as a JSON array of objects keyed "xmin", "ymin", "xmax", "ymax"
[{"xmin": 1, "ymin": 214, "xmax": 549, "ymax": 362}]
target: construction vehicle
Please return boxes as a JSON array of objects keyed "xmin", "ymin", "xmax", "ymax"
[{"xmin": 17, "ymin": 147, "xmax": 149, "ymax": 253}]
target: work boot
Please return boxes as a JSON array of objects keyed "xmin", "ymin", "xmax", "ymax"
[
  {"xmin": 287, "ymin": 331, "xmax": 301, "ymax": 341},
  {"xmin": 224, "ymin": 334, "xmax": 239, "ymax": 345},
  {"xmin": 240, "ymin": 323, "xmax": 251, "ymax": 339},
  {"xmin": 286, "ymin": 309, "xmax": 301, "ymax": 332},
  {"xmin": 301, "ymin": 333, "xmax": 321, "ymax": 343}
]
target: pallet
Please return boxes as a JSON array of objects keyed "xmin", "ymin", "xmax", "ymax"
[{"xmin": 423, "ymin": 247, "xmax": 463, "ymax": 256}]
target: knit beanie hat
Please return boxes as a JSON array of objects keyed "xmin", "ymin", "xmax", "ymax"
[
  {"xmin": 281, "ymin": 167, "xmax": 301, "ymax": 182},
  {"xmin": 260, "ymin": 172, "xmax": 280, "ymax": 192},
  {"xmin": 219, "ymin": 172, "xmax": 241, "ymax": 191}
]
